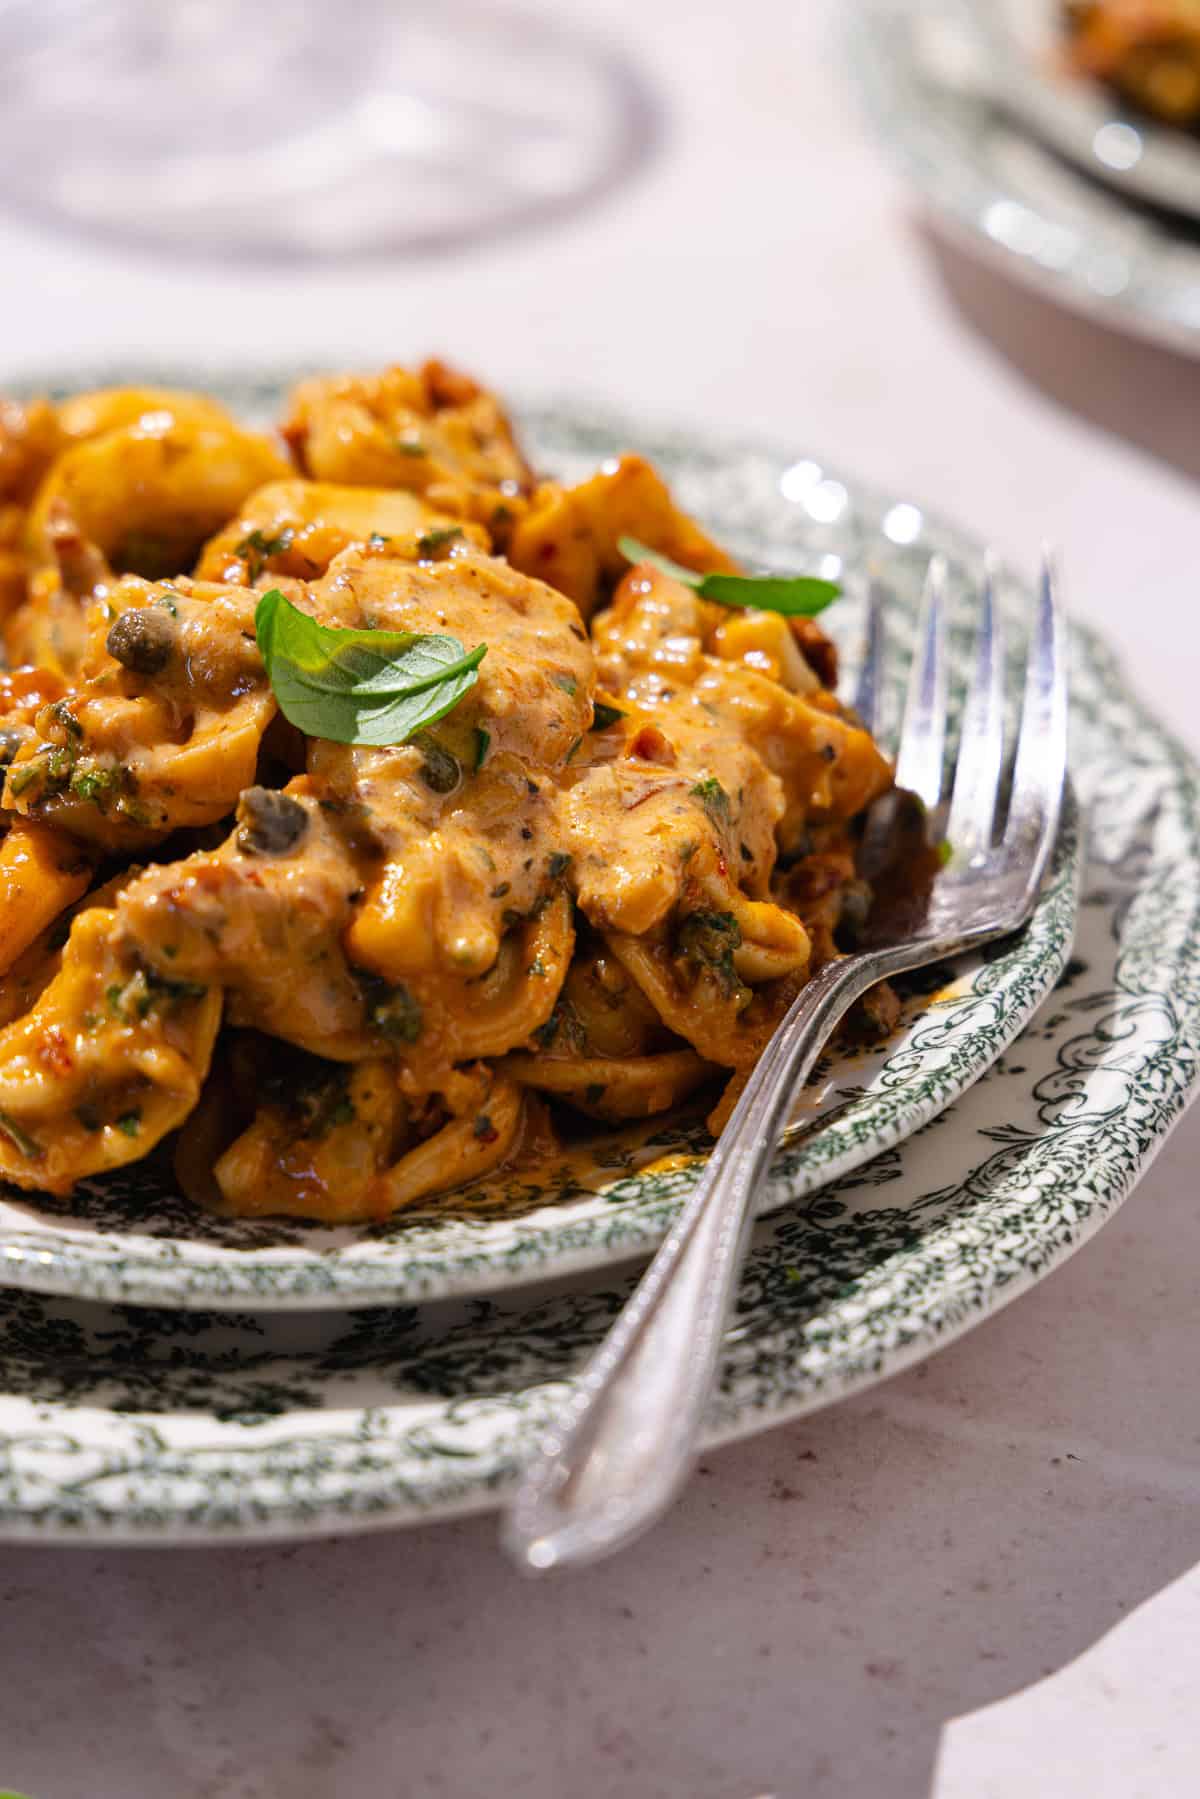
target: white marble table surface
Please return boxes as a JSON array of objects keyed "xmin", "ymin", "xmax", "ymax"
[{"xmin": 1, "ymin": 1, "xmax": 1198, "ymax": 1793}]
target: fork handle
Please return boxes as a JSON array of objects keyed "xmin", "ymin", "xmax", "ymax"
[{"xmin": 503, "ymin": 942, "xmax": 928, "ymax": 1572}]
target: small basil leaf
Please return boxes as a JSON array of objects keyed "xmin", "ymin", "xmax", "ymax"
[
  {"xmin": 617, "ymin": 535, "xmax": 703, "ymax": 590},
  {"xmin": 255, "ymin": 588, "xmax": 485, "ymax": 748},
  {"xmin": 618, "ymin": 535, "xmax": 840, "ymax": 618}
]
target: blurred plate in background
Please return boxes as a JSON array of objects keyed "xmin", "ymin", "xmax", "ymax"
[
  {"xmin": 990, "ymin": 0, "xmax": 1200, "ymax": 224},
  {"xmin": 848, "ymin": 0, "xmax": 1200, "ymax": 356}
]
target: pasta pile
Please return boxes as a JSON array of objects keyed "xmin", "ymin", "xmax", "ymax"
[
  {"xmin": 0, "ymin": 364, "xmax": 893, "ymax": 1221},
  {"xmin": 1063, "ymin": 1, "xmax": 1200, "ymax": 126}
]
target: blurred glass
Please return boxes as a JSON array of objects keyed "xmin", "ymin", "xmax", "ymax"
[{"xmin": 0, "ymin": 0, "xmax": 656, "ymax": 258}]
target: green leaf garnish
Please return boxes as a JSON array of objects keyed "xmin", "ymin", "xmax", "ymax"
[
  {"xmin": 590, "ymin": 702, "xmax": 625, "ymax": 731},
  {"xmin": 416, "ymin": 525, "xmax": 464, "ymax": 558},
  {"xmin": 618, "ymin": 536, "xmax": 839, "ymax": 618},
  {"xmin": 255, "ymin": 588, "xmax": 485, "ymax": 748}
]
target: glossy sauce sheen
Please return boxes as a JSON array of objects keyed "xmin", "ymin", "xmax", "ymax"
[{"xmin": 0, "ymin": 365, "xmax": 892, "ymax": 1218}]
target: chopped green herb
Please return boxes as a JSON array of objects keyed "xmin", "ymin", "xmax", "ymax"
[
  {"xmin": 619, "ymin": 535, "xmax": 840, "ymax": 618},
  {"xmin": 416, "ymin": 525, "xmax": 464, "ymax": 557},
  {"xmin": 564, "ymin": 736, "xmax": 583, "ymax": 763},
  {"xmin": 676, "ymin": 910, "xmax": 743, "ymax": 998},
  {"xmin": 106, "ymin": 969, "xmax": 207, "ymax": 1021},
  {"xmin": 368, "ymin": 532, "xmax": 391, "ymax": 550},
  {"xmin": 7, "ymin": 762, "xmax": 41, "ymax": 797},
  {"xmin": 473, "ymin": 726, "xmax": 491, "ymax": 772},
  {"xmin": 0, "ymin": 1110, "xmax": 41, "ymax": 1160},
  {"xmin": 691, "ymin": 777, "xmax": 731, "ymax": 828},
  {"xmin": 51, "ymin": 700, "xmax": 83, "ymax": 739},
  {"xmin": 590, "ymin": 702, "xmax": 625, "ymax": 731},
  {"xmin": 274, "ymin": 1067, "xmax": 359, "ymax": 1140},
  {"xmin": 70, "ymin": 763, "xmax": 125, "ymax": 810},
  {"xmin": 553, "ymin": 673, "xmax": 578, "ymax": 696},
  {"xmin": 393, "ymin": 437, "xmax": 428, "ymax": 457},
  {"xmin": 365, "ymin": 979, "xmax": 423, "ymax": 1044},
  {"xmin": 236, "ymin": 527, "xmax": 294, "ymax": 581},
  {"xmin": 115, "ymin": 1110, "xmax": 142, "ymax": 1138}
]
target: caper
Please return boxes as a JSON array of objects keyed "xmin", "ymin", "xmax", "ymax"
[
  {"xmin": 106, "ymin": 606, "xmax": 178, "ymax": 676},
  {"xmin": 236, "ymin": 787, "xmax": 309, "ymax": 856},
  {"xmin": 837, "ymin": 880, "xmax": 872, "ymax": 941},
  {"xmin": 413, "ymin": 734, "xmax": 461, "ymax": 795}
]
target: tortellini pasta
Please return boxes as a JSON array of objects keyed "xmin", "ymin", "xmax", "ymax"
[{"xmin": 0, "ymin": 363, "xmax": 893, "ymax": 1219}]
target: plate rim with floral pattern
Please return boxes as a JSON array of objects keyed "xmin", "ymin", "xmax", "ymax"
[{"xmin": 0, "ymin": 373, "xmax": 1080, "ymax": 1311}]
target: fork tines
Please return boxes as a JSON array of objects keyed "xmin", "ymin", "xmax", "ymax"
[{"xmin": 858, "ymin": 550, "xmax": 1067, "ymax": 883}]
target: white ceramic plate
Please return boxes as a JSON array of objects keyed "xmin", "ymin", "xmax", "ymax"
[
  {"xmin": 0, "ymin": 377, "xmax": 1078, "ymax": 1311},
  {"xmin": 848, "ymin": 0, "xmax": 1200, "ymax": 357}
]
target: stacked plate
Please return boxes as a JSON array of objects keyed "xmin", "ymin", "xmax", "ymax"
[
  {"xmin": 0, "ymin": 380, "xmax": 1196, "ymax": 1544},
  {"xmin": 849, "ymin": 0, "xmax": 1200, "ymax": 356}
]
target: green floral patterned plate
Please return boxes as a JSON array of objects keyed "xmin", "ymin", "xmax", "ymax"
[
  {"xmin": 0, "ymin": 383, "xmax": 1192, "ymax": 1537},
  {"xmin": 2, "ymin": 381, "xmax": 1078, "ymax": 1312},
  {"xmin": 0, "ymin": 744, "xmax": 1190, "ymax": 1540}
]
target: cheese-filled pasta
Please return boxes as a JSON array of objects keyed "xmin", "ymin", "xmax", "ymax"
[{"xmin": 0, "ymin": 364, "xmax": 894, "ymax": 1221}]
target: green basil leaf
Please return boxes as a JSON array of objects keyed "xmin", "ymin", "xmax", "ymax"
[
  {"xmin": 618, "ymin": 535, "xmax": 839, "ymax": 618},
  {"xmin": 255, "ymin": 588, "xmax": 486, "ymax": 747}
]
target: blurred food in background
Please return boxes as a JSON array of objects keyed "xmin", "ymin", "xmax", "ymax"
[{"xmin": 1063, "ymin": 0, "xmax": 1200, "ymax": 126}]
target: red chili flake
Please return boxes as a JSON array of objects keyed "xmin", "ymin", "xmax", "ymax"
[{"xmin": 38, "ymin": 1026, "xmax": 74, "ymax": 1076}]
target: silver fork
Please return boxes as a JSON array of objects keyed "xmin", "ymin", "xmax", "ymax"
[{"xmin": 503, "ymin": 551, "xmax": 1068, "ymax": 1572}]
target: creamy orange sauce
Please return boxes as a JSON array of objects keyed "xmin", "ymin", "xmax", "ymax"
[{"xmin": 0, "ymin": 363, "xmax": 895, "ymax": 1221}]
